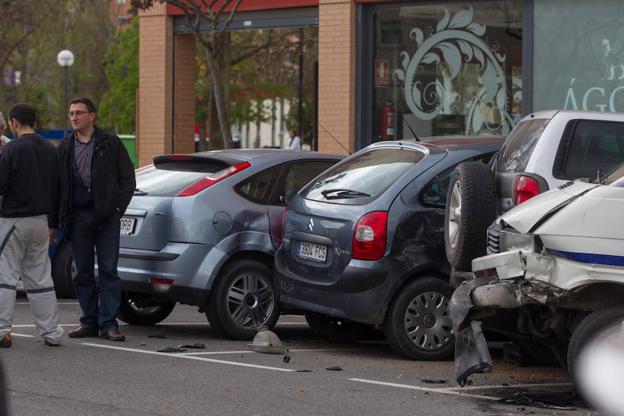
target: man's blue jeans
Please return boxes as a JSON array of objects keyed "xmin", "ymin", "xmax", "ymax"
[{"xmin": 69, "ymin": 209, "xmax": 121, "ymax": 333}]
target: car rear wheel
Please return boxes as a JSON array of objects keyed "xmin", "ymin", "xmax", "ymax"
[
  {"xmin": 51, "ymin": 241, "xmax": 76, "ymax": 298},
  {"xmin": 444, "ymin": 162, "xmax": 496, "ymax": 271},
  {"xmin": 210, "ymin": 259, "xmax": 280, "ymax": 340},
  {"xmin": 117, "ymin": 291, "xmax": 175, "ymax": 326},
  {"xmin": 305, "ymin": 312, "xmax": 375, "ymax": 344},
  {"xmin": 384, "ymin": 277, "xmax": 454, "ymax": 360}
]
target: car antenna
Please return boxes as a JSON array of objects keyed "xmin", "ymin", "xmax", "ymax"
[
  {"xmin": 318, "ymin": 122, "xmax": 353, "ymax": 155},
  {"xmin": 404, "ymin": 120, "xmax": 421, "ymax": 141}
]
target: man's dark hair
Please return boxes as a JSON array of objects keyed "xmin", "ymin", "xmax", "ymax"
[
  {"xmin": 70, "ymin": 97, "xmax": 97, "ymax": 114},
  {"xmin": 9, "ymin": 103, "xmax": 36, "ymax": 128}
]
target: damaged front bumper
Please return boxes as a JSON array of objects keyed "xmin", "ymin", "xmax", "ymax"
[{"xmin": 449, "ymin": 250, "xmax": 566, "ymax": 386}]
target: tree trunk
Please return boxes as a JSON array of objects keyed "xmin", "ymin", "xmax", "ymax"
[{"xmin": 203, "ymin": 31, "xmax": 232, "ymax": 149}]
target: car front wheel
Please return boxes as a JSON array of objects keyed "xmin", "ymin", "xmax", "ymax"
[
  {"xmin": 117, "ymin": 291, "xmax": 175, "ymax": 326},
  {"xmin": 209, "ymin": 259, "xmax": 280, "ymax": 340},
  {"xmin": 384, "ymin": 277, "xmax": 454, "ymax": 360}
]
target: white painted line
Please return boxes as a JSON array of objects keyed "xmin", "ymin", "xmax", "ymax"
[
  {"xmin": 154, "ymin": 322, "xmax": 308, "ymax": 327},
  {"xmin": 181, "ymin": 348, "xmax": 368, "ymax": 356},
  {"xmin": 348, "ymin": 378, "xmax": 499, "ymax": 401},
  {"xmin": 16, "ymin": 302, "xmax": 78, "ymax": 305},
  {"xmin": 11, "ymin": 333, "xmax": 35, "ymax": 338},
  {"xmin": 442, "ymin": 382, "xmax": 574, "ymax": 392},
  {"xmin": 11, "ymin": 324, "xmax": 80, "ymax": 328},
  {"xmin": 81, "ymin": 342, "xmax": 296, "ymax": 373}
]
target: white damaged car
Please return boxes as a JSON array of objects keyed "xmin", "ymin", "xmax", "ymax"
[{"xmin": 450, "ymin": 165, "xmax": 624, "ymax": 390}]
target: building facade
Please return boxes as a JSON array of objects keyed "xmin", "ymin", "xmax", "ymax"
[{"xmin": 137, "ymin": 0, "xmax": 624, "ymax": 165}]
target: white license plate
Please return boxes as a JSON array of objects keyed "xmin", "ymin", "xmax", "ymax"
[
  {"xmin": 120, "ymin": 217, "xmax": 136, "ymax": 235},
  {"xmin": 298, "ymin": 241, "xmax": 327, "ymax": 263}
]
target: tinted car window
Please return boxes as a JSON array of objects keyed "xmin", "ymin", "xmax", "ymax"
[
  {"xmin": 280, "ymin": 161, "xmax": 336, "ymax": 205},
  {"xmin": 556, "ymin": 120, "xmax": 624, "ymax": 180},
  {"xmin": 302, "ymin": 148, "xmax": 425, "ymax": 203},
  {"xmin": 421, "ymin": 153, "xmax": 496, "ymax": 208},
  {"xmin": 135, "ymin": 166, "xmax": 207, "ymax": 197},
  {"xmin": 236, "ymin": 165, "xmax": 281, "ymax": 204},
  {"xmin": 494, "ymin": 118, "xmax": 549, "ymax": 173}
]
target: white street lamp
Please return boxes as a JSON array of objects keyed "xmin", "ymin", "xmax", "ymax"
[{"xmin": 57, "ymin": 50, "xmax": 74, "ymax": 137}]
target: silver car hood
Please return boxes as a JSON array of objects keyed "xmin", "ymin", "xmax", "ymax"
[{"xmin": 498, "ymin": 181, "xmax": 599, "ymax": 234}]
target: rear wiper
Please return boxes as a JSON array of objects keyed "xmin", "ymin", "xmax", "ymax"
[
  {"xmin": 134, "ymin": 188, "xmax": 148, "ymax": 196},
  {"xmin": 321, "ymin": 188, "xmax": 371, "ymax": 200}
]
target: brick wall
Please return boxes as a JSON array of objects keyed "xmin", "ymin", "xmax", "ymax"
[
  {"xmin": 138, "ymin": 5, "xmax": 173, "ymax": 167},
  {"xmin": 318, "ymin": 0, "xmax": 355, "ymax": 155},
  {"xmin": 173, "ymin": 35, "xmax": 196, "ymax": 154}
]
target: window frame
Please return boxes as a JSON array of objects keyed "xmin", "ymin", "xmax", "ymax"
[{"xmin": 552, "ymin": 119, "xmax": 624, "ymax": 180}]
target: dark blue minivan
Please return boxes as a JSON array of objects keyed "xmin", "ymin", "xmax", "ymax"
[{"xmin": 275, "ymin": 137, "xmax": 502, "ymax": 360}]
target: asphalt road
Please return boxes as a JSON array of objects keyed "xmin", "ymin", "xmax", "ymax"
[{"xmin": 0, "ymin": 297, "xmax": 597, "ymax": 416}]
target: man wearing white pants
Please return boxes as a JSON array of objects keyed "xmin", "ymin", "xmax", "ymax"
[{"xmin": 0, "ymin": 103, "xmax": 63, "ymax": 348}]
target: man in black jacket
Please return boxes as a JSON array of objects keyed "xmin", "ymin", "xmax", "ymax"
[
  {"xmin": 0, "ymin": 103, "xmax": 64, "ymax": 348},
  {"xmin": 58, "ymin": 97, "xmax": 135, "ymax": 341}
]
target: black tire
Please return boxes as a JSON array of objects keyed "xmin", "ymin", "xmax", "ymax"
[
  {"xmin": 384, "ymin": 277, "xmax": 454, "ymax": 360},
  {"xmin": 444, "ymin": 162, "xmax": 496, "ymax": 271},
  {"xmin": 51, "ymin": 241, "xmax": 75, "ymax": 298},
  {"xmin": 305, "ymin": 312, "xmax": 375, "ymax": 344},
  {"xmin": 567, "ymin": 307, "xmax": 624, "ymax": 381},
  {"xmin": 117, "ymin": 291, "xmax": 175, "ymax": 326},
  {"xmin": 210, "ymin": 259, "xmax": 280, "ymax": 340}
]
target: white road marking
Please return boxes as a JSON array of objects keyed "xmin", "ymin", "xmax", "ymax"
[
  {"xmin": 11, "ymin": 324, "xmax": 80, "ymax": 328},
  {"xmin": 349, "ymin": 378, "xmax": 499, "ymax": 401},
  {"xmin": 11, "ymin": 333, "xmax": 35, "ymax": 338},
  {"xmin": 16, "ymin": 302, "xmax": 78, "ymax": 305},
  {"xmin": 181, "ymin": 348, "xmax": 372, "ymax": 356},
  {"xmin": 81, "ymin": 342, "xmax": 296, "ymax": 372}
]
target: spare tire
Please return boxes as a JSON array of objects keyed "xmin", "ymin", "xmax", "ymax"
[{"xmin": 444, "ymin": 162, "xmax": 496, "ymax": 271}]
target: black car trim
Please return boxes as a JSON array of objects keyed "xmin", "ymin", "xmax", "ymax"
[{"xmin": 119, "ymin": 248, "xmax": 180, "ymax": 261}]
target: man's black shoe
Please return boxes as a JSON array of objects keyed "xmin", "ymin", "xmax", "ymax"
[{"xmin": 68, "ymin": 327, "xmax": 99, "ymax": 338}]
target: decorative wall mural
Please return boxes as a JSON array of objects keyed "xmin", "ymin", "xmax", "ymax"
[{"xmin": 392, "ymin": 5, "xmax": 516, "ymax": 135}]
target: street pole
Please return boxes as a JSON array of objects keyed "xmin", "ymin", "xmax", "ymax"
[
  {"xmin": 63, "ymin": 66, "xmax": 69, "ymax": 137},
  {"xmin": 298, "ymin": 28, "xmax": 304, "ymax": 144}
]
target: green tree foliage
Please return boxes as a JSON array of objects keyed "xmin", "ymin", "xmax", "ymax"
[
  {"xmin": 99, "ymin": 18, "xmax": 139, "ymax": 134},
  {"xmin": 0, "ymin": 0, "xmax": 115, "ymax": 131}
]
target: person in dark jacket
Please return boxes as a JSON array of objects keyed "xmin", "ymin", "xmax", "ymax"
[
  {"xmin": 58, "ymin": 97, "xmax": 135, "ymax": 342},
  {"xmin": 0, "ymin": 103, "xmax": 64, "ymax": 348}
]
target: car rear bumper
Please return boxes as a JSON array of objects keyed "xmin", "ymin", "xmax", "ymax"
[
  {"xmin": 118, "ymin": 242, "xmax": 221, "ymax": 306},
  {"xmin": 275, "ymin": 248, "xmax": 394, "ymax": 325}
]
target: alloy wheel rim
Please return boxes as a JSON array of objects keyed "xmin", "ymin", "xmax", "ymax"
[
  {"xmin": 404, "ymin": 291, "xmax": 453, "ymax": 351},
  {"xmin": 227, "ymin": 272, "xmax": 274, "ymax": 329},
  {"xmin": 448, "ymin": 180, "xmax": 462, "ymax": 249}
]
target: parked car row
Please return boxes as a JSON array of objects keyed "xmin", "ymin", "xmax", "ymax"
[{"xmin": 112, "ymin": 136, "xmax": 503, "ymax": 360}]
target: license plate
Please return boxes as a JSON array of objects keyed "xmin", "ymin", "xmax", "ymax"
[
  {"xmin": 120, "ymin": 217, "xmax": 136, "ymax": 235},
  {"xmin": 297, "ymin": 241, "xmax": 327, "ymax": 263}
]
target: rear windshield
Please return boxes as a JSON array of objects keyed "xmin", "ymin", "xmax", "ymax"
[
  {"xmin": 301, "ymin": 147, "xmax": 425, "ymax": 203},
  {"xmin": 135, "ymin": 165, "xmax": 207, "ymax": 197},
  {"xmin": 494, "ymin": 118, "xmax": 549, "ymax": 173}
]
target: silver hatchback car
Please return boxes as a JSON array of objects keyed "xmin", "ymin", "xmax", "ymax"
[{"xmin": 117, "ymin": 149, "xmax": 341, "ymax": 339}]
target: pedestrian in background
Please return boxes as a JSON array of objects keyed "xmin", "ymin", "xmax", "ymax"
[
  {"xmin": 58, "ymin": 97, "xmax": 135, "ymax": 342},
  {"xmin": 0, "ymin": 103, "xmax": 63, "ymax": 348},
  {"xmin": 287, "ymin": 129, "xmax": 301, "ymax": 150},
  {"xmin": 0, "ymin": 112, "xmax": 11, "ymax": 152}
]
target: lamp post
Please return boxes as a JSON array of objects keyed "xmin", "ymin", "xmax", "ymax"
[{"xmin": 57, "ymin": 50, "xmax": 74, "ymax": 138}]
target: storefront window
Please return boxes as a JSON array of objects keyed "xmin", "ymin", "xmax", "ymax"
[
  {"xmin": 533, "ymin": 0, "xmax": 624, "ymax": 113},
  {"xmin": 372, "ymin": 1, "xmax": 522, "ymax": 141}
]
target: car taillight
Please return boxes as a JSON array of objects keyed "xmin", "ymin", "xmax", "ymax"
[
  {"xmin": 177, "ymin": 161, "xmax": 251, "ymax": 197},
  {"xmin": 513, "ymin": 175, "xmax": 540, "ymax": 205},
  {"xmin": 352, "ymin": 211, "xmax": 388, "ymax": 261}
]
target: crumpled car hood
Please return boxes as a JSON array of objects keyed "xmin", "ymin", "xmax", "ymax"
[{"xmin": 498, "ymin": 181, "xmax": 599, "ymax": 234}]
